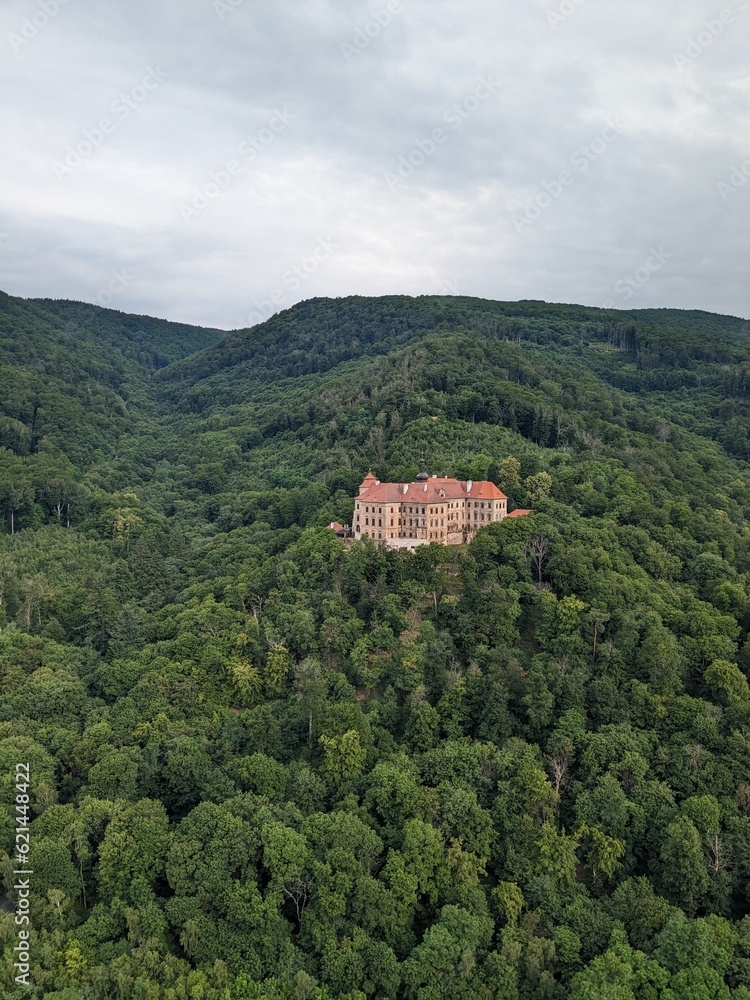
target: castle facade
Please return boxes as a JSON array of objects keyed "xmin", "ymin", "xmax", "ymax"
[{"xmin": 353, "ymin": 469, "xmax": 512, "ymax": 549}]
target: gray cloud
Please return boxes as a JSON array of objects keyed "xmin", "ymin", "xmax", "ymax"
[{"xmin": 1, "ymin": 0, "xmax": 749, "ymax": 327}]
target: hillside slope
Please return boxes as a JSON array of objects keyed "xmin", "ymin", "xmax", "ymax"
[
  {"xmin": 0, "ymin": 291, "xmax": 226, "ymax": 523},
  {"xmin": 148, "ymin": 295, "xmax": 750, "ymax": 504},
  {"xmin": 0, "ymin": 293, "xmax": 749, "ymax": 998}
]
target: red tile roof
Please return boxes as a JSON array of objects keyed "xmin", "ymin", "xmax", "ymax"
[
  {"xmin": 471, "ymin": 481, "xmax": 507, "ymax": 499},
  {"xmin": 357, "ymin": 477, "xmax": 507, "ymax": 504},
  {"xmin": 507, "ymin": 509, "xmax": 532, "ymax": 517},
  {"xmin": 359, "ymin": 483, "xmax": 407, "ymax": 503}
]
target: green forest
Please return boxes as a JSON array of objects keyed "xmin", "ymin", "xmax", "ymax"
[{"xmin": 1, "ymin": 289, "xmax": 750, "ymax": 999}]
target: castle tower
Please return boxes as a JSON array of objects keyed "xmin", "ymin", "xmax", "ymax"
[{"xmin": 358, "ymin": 471, "xmax": 378, "ymax": 496}]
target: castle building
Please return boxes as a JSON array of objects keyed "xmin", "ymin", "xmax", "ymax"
[{"xmin": 353, "ymin": 469, "xmax": 511, "ymax": 549}]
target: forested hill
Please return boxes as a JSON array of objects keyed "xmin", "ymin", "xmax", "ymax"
[
  {"xmin": 152, "ymin": 293, "xmax": 750, "ymax": 494},
  {"xmin": 1, "ymin": 291, "xmax": 750, "ymax": 998},
  {"xmin": 25, "ymin": 295, "xmax": 226, "ymax": 369},
  {"xmin": 0, "ymin": 292, "xmax": 225, "ymax": 475}
]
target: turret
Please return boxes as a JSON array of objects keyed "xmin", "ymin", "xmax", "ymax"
[{"xmin": 359, "ymin": 471, "xmax": 377, "ymax": 496}]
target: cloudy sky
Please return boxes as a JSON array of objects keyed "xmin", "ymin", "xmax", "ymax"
[{"xmin": 2, "ymin": 0, "xmax": 749, "ymax": 328}]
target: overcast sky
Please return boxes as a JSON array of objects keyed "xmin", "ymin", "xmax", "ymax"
[{"xmin": 2, "ymin": 0, "xmax": 749, "ymax": 328}]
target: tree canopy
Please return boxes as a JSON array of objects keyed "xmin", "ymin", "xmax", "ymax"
[{"xmin": 1, "ymin": 291, "xmax": 750, "ymax": 997}]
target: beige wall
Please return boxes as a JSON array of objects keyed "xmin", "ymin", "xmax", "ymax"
[{"xmin": 356, "ymin": 489, "xmax": 507, "ymax": 545}]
